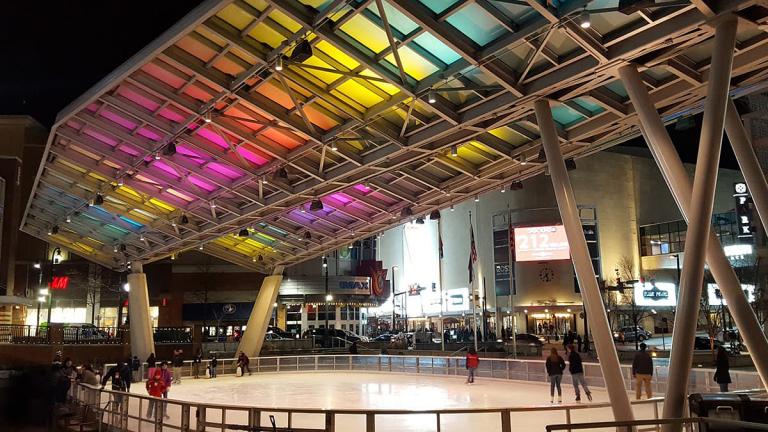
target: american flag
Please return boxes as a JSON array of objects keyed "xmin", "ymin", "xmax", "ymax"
[{"xmin": 468, "ymin": 222, "xmax": 477, "ymax": 284}]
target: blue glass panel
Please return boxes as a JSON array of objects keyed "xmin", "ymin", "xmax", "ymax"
[
  {"xmin": 413, "ymin": 33, "xmax": 461, "ymax": 64},
  {"xmin": 446, "ymin": 3, "xmax": 506, "ymax": 46}
]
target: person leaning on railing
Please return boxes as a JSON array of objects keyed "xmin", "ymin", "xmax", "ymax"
[{"xmin": 631, "ymin": 343, "xmax": 654, "ymax": 400}]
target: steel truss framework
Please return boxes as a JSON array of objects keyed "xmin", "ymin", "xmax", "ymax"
[{"xmin": 21, "ymin": 0, "xmax": 768, "ymax": 271}]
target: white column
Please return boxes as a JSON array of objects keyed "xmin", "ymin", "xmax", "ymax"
[
  {"xmin": 127, "ymin": 261, "xmax": 155, "ymax": 361},
  {"xmin": 534, "ymin": 99, "xmax": 634, "ymax": 423},
  {"xmin": 621, "ymin": 16, "xmax": 740, "ymax": 426},
  {"xmin": 236, "ymin": 266, "xmax": 284, "ymax": 357}
]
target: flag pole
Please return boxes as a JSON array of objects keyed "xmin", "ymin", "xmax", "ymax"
[
  {"xmin": 469, "ymin": 211, "xmax": 479, "ymax": 353},
  {"xmin": 437, "ymin": 217, "xmax": 445, "ymax": 352},
  {"xmin": 508, "ymin": 205, "xmax": 517, "ymax": 358}
]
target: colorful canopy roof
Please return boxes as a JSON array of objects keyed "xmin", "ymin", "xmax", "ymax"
[{"xmin": 21, "ymin": 0, "xmax": 768, "ymax": 271}]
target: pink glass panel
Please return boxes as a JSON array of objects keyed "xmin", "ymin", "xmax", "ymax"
[
  {"xmin": 100, "ymin": 109, "xmax": 138, "ymax": 131},
  {"xmin": 118, "ymin": 86, "xmax": 160, "ymax": 111},
  {"xmin": 208, "ymin": 162, "xmax": 242, "ymax": 180},
  {"xmin": 153, "ymin": 161, "xmax": 181, "ymax": 178},
  {"xmin": 188, "ymin": 176, "xmax": 216, "ymax": 192}
]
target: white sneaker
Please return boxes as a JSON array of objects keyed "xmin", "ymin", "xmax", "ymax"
[
  {"xmin": 557, "ymin": 396, "xmax": 562, "ymax": 404},
  {"xmin": 550, "ymin": 397, "xmax": 554, "ymax": 403}
]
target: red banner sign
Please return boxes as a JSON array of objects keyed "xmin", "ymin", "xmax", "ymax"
[{"xmin": 49, "ymin": 276, "xmax": 70, "ymax": 290}]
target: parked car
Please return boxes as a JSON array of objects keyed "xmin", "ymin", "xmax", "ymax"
[
  {"xmin": 693, "ymin": 336, "xmax": 722, "ymax": 350},
  {"xmin": 305, "ymin": 328, "xmax": 350, "ymax": 348},
  {"xmin": 514, "ymin": 333, "xmax": 545, "ymax": 347},
  {"xmin": 267, "ymin": 326, "xmax": 294, "ymax": 339},
  {"xmin": 342, "ymin": 329, "xmax": 367, "ymax": 342},
  {"xmin": 613, "ymin": 326, "xmax": 652, "ymax": 342},
  {"xmin": 413, "ymin": 330, "xmax": 441, "ymax": 344},
  {"xmin": 264, "ymin": 332, "xmax": 291, "ymax": 341},
  {"xmin": 373, "ymin": 334, "xmax": 393, "ymax": 342}
]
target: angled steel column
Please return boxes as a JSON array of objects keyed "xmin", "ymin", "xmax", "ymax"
[
  {"xmin": 534, "ymin": 99, "xmax": 634, "ymax": 423},
  {"xmin": 726, "ymin": 100, "xmax": 768, "ymax": 242},
  {"xmin": 236, "ymin": 266, "xmax": 284, "ymax": 357},
  {"xmin": 127, "ymin": 261, "xmax": 155, "ymax": 361},
  {"xmin": 619, "ymin": 16, "xmax": 740, "ymax": 426}
]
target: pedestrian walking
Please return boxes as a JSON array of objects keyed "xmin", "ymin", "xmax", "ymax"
[
  {"xmin": 465, "ymin": 347, "xmax": 479, "ymax": 384},
  {"xmin": 567, "ymin": 344, "xmax": 592, "ymax": 402},
  {"xmin": 545, "ymin": 348, "xmax": 566, "ymax": 403},
  {"xmin": 209, "ymin": 353, "xmax": 218, "ymax": 378},
  {"xmin": 172, "ymin": 349, "xmax": 183, "ymax": 384},
  {"xmin": 131, "ymin": 356, "xmax": 141, "ymax": 383},
  {"xmin": 192, "ymin": 348, "xmax": 203, "ymax": 379},
  {"xmin": 576, "ymin": 334, "xmax": 583, "ymax": 353},
  {"xmin": 632, "ymin": 343, "xmax": 654, "ymax": 400},
  {"xmin": 145, "ymin": 369, "xmax": 167, "ymax": 419},
  {"xmin": 714, "ymin": 346, "xmax": 731, "ymax": 392}
]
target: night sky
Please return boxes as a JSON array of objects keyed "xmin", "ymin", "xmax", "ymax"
[{"xmin": 0, "ymin": 1, "xmax": 738, "ymax": 169}]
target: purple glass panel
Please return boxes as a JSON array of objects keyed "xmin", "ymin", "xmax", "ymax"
[
  {"xmin": 153, "ymin": 161, "xmax": 181, "ymax": 178},
  {"xmin": 188, "ymin": 176, "xmax": 216, "ymax": 192}
]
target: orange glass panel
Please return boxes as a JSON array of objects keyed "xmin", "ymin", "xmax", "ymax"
[{"xmin": 258, "ymin": 81, "xmax": 295, "ymax": 110}]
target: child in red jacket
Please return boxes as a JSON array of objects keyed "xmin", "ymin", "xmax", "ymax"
[
  {"xmin": 145, "ymin": 370, "xmax": 167, "ymax": 419},
  {"xmin": 466, "ymin": 348, "xmax": 480, "ymax": 384}
]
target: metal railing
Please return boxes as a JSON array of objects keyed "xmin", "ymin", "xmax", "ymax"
[
  {"xmin": 90, "ymin": 354, "xmax": 765, "ymax": 432},
  {"xmin": 0, "ymin": 324, "xmax": 193, "ymax": 345},
  {"xmin": 0, "ymin": 324, "xmax": 49, "ymax": 343},
  {"xmin": 546, "ymin": 416, "xmax": 768, "ymax": 431}
]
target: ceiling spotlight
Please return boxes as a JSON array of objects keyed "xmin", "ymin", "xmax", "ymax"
[
  {"xmin": 171, "ymin": 220, "xmax": 177, "ymax": 227},
  {"xmin": 154, "ymin": 152, "xmax": 161, "ymax": 160},
  {"xmin": 258, "ymin": 254, "xmax": 264, "ymax": 262},
  {"xmin": 164, "ymin": 142, "xmax": 177, "ymax": 156},
  {"xmin": 203, "ymin": 111, "xmax": 212, "ymax": 123},
  {"xmin": 304, "ymin": 231, "xmax": 312, "ymax": 240},
  {"xmin": 348, "ymin": 244, "xmax": 353, "ymax": 249},
  {"xmin": 289, "ymin": 39, "xmax": 313, "ymax": 62},
  {"xmin": 198, "ymin": 243, "xmax": 204, "ymax": 250},
  {"xmin": 170, "ymin": 253, "xmax": 176, "ymax": 260},
  {"xmin": 534, "ymin": 149, "xmax": 547, "ymax": 163},
  {"xmin": 210, "ymin": 200, "xmax": 217, "ymax": 209},
  {"xmin": 521, "ymin": 159, "xmax": 527, "ymax": 165},
  {"xmin": 180, "ymin": 214, "xmax": 189, "ymax": 225},
  {"xmin": 450, "ymin": 145, "xmax": 458, "ymax": 157},
  {"xmin": 120, "ymin": 243, "xmax": 127, "ymax": 252},
  {"xmin": 113, "ymin": 245, "xmax": 119, "ymax": 253},
  {"xmin": 450, "ymin": 204, "xmax": 455, "ymax": 212},
  {"xmin": 309, "ymin": 198, "xmax": 324, "ymax": 211},
  {"xmin": 330, "ymin": 141, "xmax": 338, "ymax": 151},
  {"xmin": 87, "ymin": 200, "xmax": 93, "ymax": 208},
  {"xmin": 94, "ymin": 193, "xmax": 104, "ymax": 206},
  {"xmin": 117, "ymin": 178, "xmax": 124, "ymax": 187},
  {"xmin": 510, "ymin": 181, "xmax": 524, "ymax": 191},
  {"xmin": 501, "ymin": 185, "xmax": 506, "ymax": 193},
  {"xmin": 52, "ymin": 225, "xmax": 60, "ymax": 235},
  {"xmin": 400, "ymin": 207, "xmax": 413, "ymax": 218},
  {"xmin": 427, "ymin": 90, "xmax": 437, "ymax": 104},
  {"xmin": 276, "ymin": 167, "xmax": 288, "ymax": 179},
  {"xmin": 322, "ymin": 256, "xmax": 328, "ymax": 268},
  {"xmin": 275, "ymin": 55, "xmax": 284, "ymax": 71},
  {"xmin": 429, "ymin": 209, "xmax": 441, "ymax": 220},
  {"xmin": 579, "ymin": 10, "xmax": 591, "ymax": 29},
  {"xmin": 565, "ymin": 158, "xmax": 577, "ymax": 171},
  {"xmin": 474, "ymin": 195, "xmax": 480, "ymax": 202},
  {"xmin": 139, "ymin": 233, "xmax": 145, "ymax": 241},
  {"xmin": 252, "ymin": 256, "xmax": 257, "ymax": 262},
  {"xmin": 238, "ymin": 228, "xmax": 250, "ymax": 237},
  {"xmin": 415, "ymin": 216, "xmax": 425, "ymax": 224},
  {"xmin": 300, "ymin": 205, "xmax": 306, "ymax": 213},
  {"xmin": 66, "ymin": 215, "xmax": 71, "ymax": 223}
]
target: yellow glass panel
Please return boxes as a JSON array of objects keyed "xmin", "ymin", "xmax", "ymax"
[
  {"xmin": 384, "ymin": 46, "xmax": 438, "ymax": 80},
  {"xmin": 301, "ymin": 57, "xmax": 342, "ymax": 84},
  {"xmin": 74, "ymin": 242, "xmax": 95, "ymax": 253},
  {"xmin": 339, "ymin": 15, "xmax": 388, "ymax": 53},
  {"xmin": 167, "ymin": 188, "xmax": 194, "ymax": 202},
  {"xmin": 217, "ymin": 4, "xmax": 253, "ymax": 30},
  {"xmin": 336, "ymin": 80, "xmax": 384, "ymax": 108},
  {"xmin": 58, "ymin": 159, "xmax": 86, "ymax": 173},
  {"xmin": 86, "ymin": 237, "xmax": 104, "ymax": 246},
  {"xmin": 87, "ymin": 172, "xmax": 109, "ymax": 182},
  {"xmin": 244, "ymin": 0, "xmax": 268, "ymax": 11},
  {"xmin": 315, "ymin": 41, "xmax": 359, "ymax": 70},
  {"xmin": 248, "ymin": 23, "xmax": 286, "ymax": 48},
  {"xmin": 116, "ymin": 185, "xmax": 141, "ymax": 200},
  {"xmin": 148, "ymin": 198, "xmax": 175, "ymax": 213},
  {"xmin": 270, "ymin": 10, "xmax": 302, "ymax": 33},
  {"xmin": 360, "ymin": 69, "xmax": 400, "ymax": 95},
  {"xmin": 254, "ymin": 231, "xmax": 276, "ymax": 242}
]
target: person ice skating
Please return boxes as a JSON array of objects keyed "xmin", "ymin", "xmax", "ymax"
[
  {"xmin": 349, "ymin": 340, "xmax": 359, "ymax": 354},
  {"xmin": 567, "ymin": 344, "xmax": 592, "ymax": 402},
  {"xmin": 714, "ymin": 346, "xmax": 731, "ymax": 392},
  {"xmin": 146, "ymin": 352, "xmax": 156, "ymax": 379},
  {"xmin": 546, "ymin": 348, "xmax": 566, "ymax": 403},
  {"xmin": 465, "ymin": 347, "xmax": 479, "ymax": 384},
  {"xmin": 101, "ymin": 362, "xmax": 128, "ymax": 409},
  {"xmin": 131, "ymin": 356, "xmax": 141, "ymax": 383},
  {"xmin": 236, "ymin": 352, "xmax": 251, "ymax": 376},
  {"xmin": 54, "ymin": 357, "xmax": 76, "ymax": 404},
  {"xmin": 145, "ymin": 369, "xmax": 167, "ymax": 419},
  {"xmin": 172, "ymin": 349, "xmax": 183, "ymax": 384},
  {"xmin": 158, "ymin": 362, "xmax": 172, "ymax": 419},
  {"xmin": 193, "ymin": 348, "xmax": 203, "ymax": 379},
  {"xmin": 209, "ymin": 353, "xmax": 218, "ymax": 378},
  {"xmin": 576, "ymin": 334, "xmax": 583, "ymax": 353},
  {"xmin": 632, "ymin": 343, "xmax": 653, "ymax": 400}
]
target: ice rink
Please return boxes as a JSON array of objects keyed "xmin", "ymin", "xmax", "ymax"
[{"xmin": 128, "ymin": 372, "xmax": 662, "ymax": 431}]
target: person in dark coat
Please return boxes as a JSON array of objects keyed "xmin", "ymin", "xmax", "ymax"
[
  {"xmin": 568, "ymin": 344, "xmax": 592, "ymax": 402},
  {"xmin": 714, "ymin": 346, "xmax": 731, "ymax": 392},
  {"xmin": 545, "ymin": 348, "xmax": 566, "ymax": 403},
  {"xmin": 632, "ymin": 343, "xmax": 654, "ymax": 400},
  {"xmin": 101, "ymin": 362, "xmax": 129, "ymax": 409}
]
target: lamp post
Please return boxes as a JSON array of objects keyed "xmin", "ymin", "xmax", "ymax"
[
  {"xmin": 323, "ymin": 256, "xmax": 330, "ymax": 346},
  {"xmin": 390, "ymin": 266, "xmax": 398, "ymax": 332},
  {"xmin": 46, "ymin": 247, "xmax": 62, "ymax": 326}
]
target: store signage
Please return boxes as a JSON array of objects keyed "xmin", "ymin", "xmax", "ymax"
[
  {"xmin": 49, "ymin": 276, "xmax": 69, "ymax": 290},
  {"xmin": 723, "ymin": 244, "xmax": 753, "ymax": 257},
  {"xmin": 733, "ymin": 182, "xmax": 754, "ymax": 238},
  {"xmin": 445, "ymin": 287, "xmax": 469, "ymax": 312},
  {"xmin": 633, "ymin": 282, "xmax": 676, "ymax": 307},
  {"xmin": 408, "ymin": 283, "xmax": 426, "ymax": 296},
  {"xmin": 707, "ymin": 283, "xmax": 755, "ymax": 305},
  {"xmin": 222, "ymin": 304, "xmax": 236, "ymax": 314},
  {"xmin": 337, "ymin": 277, "xmax": 371, "ymax": 295},
  {"xmin": 513, "ymin": 225, "xmax": 570, "ymax": 261}
]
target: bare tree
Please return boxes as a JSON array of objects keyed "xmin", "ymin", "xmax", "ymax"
[
  {"xmin": 614, "ymin": 255, "xmax": 654, "ymax": 350},
  {"xmin": 698, "ymin": 279, "xmax": 723, "ymax": 358}
]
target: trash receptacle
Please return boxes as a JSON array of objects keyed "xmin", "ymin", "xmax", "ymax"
[
  {"xmin": 688, "ymin": 393, "xmax": 749, "ymax": 431},
  {"xmin": 743, "ymin": 394, "xmax": 768, "ymax": 429}
]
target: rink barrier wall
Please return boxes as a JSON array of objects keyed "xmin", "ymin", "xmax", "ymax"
[
  {"xmin": 119, "ymin": 354, "xmax": 764, "ymax": 395},
  {"xmin": 88, "ymin": 354, "xmax": 764, "ymax": 432}
]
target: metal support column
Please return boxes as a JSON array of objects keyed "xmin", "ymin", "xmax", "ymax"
[
  {"xmin": 236, "ymin": 266, "xmax": 284, "ymax": 357},
  {"xmin": 534, "ymin": 99, "xmax": 634, "ymax": 423},
  {"xmin": 619, "ymin": 16, "xmax": 741, "ymax": 426},
  {"xmin": 126, "ymin": 261, "xmax": 155, "ymax": 361}
]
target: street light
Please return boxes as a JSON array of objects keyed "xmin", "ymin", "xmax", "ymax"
[
  {"xmin": 391, "ymin": 266, "xmax": 399, "ymax": 332},
  {"xmin": 46, "ymin": 247, "xmax": 62, "ymax": 327}
]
